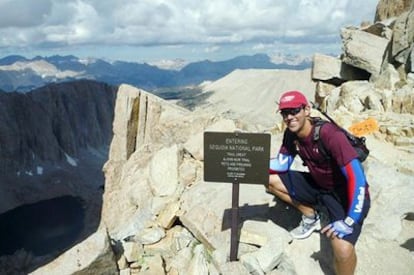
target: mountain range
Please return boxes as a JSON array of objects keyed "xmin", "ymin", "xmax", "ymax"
[{"xmin": 0, "ymin": 53, "xmax": 312, "ymax": 92}]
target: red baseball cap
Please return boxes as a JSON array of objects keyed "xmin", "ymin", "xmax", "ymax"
[{"xmin": 278, "ymin": 90, "xmax": 309, "ymax": 110}]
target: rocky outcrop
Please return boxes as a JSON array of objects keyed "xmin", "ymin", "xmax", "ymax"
[
  {"xmin": 99, "ymin": 84, "xmax": 296, "ymax": 274},
  {"xmin": 313, "ymin": 1, "xmax": 414, "ymax": 82},
  {"xmin": 375, "ymin": 0, "xmax": 414, "ymax": 21},
  {"xmin": 101, "ymin": 84, "xmax": 215, "ymax": 239},
  {"xmin": 312, "ymin": 2, "xmax": 414, "ymax": 146}
]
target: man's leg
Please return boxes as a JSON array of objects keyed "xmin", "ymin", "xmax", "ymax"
[
  {"xmin": 268, "ymin": 174, "xmax": 315, "ymax": 216},
  {"xmin": 331, "ymin": 238, "xmax": 356, "ymax": 275},
  {"xmin": 268, "ymin": 172, "xmax": 321, "ymax": 239}
]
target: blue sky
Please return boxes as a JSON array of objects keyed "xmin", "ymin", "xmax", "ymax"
[{"xmin": 0, "ymin": 0, "xmax": 379, "ymax": 63}]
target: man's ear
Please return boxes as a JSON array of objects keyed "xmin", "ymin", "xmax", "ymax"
[{"xmin": 304, "ymin": 105, "xmax": 311, "ymax": 116}]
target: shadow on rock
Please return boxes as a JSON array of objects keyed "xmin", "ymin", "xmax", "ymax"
[{"xmin": 220, "ymin": 197, "xmax": 303, "ymax": 233}]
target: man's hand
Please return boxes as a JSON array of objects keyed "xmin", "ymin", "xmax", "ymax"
[{"xmin": 321, "ymin": 220, "xmax": 353, "ymax": 239}]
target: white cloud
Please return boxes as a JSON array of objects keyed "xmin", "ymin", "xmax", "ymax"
[
  {"xmin": 0, "ymin": 0, "xmax": 52, "ymax": 28},
  {"xmin": 0, "ymin": 0, "xmax": 379, "ymax": 61}
]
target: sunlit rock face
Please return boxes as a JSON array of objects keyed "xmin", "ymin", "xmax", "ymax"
[{"xmin": 375, "ymin": 0, "xmax": 413, "ymax": 21}]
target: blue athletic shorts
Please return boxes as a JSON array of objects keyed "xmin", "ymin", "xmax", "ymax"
[{"xmin": 278, "ymin": 170, "xmax": 370, "ymax": 245}]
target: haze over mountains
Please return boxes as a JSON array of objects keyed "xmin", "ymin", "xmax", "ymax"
[{"xmin": 0, "ymin": 53, "xmax": 312, "ymax": 92}]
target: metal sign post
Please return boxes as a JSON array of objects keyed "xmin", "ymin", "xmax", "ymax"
[
  {"xmin": 204, "ymin": 131, "xmax": 270, "ymax": 261},
  {"xmin": 230, "ymin": 181, "xmax": 240, "ymax": 261}
]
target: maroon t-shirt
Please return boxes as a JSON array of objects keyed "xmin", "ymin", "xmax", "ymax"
[{"xmin": 279, "ymin": 122, "xmax": 358, "ymax": 190}]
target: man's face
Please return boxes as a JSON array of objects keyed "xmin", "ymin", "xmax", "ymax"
[{"xmin": 280, "ymin": 105, "xmax": 309, "ymax": 133}]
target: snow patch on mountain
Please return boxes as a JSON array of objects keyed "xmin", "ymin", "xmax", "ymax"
[
  {"xmin": 148, "ymin": 58, "xmax": 189, "ymax": 70},
  {"xmin": 78, "ymin": 58, "xmax": 99, "ymax": 66},
  {"xmin": 269, "ymin": 53, "xmax": 313, "ymax": 65},
  {"xmin": 0, "ymin": 60, "xmax": 81, "ymax": 78}
]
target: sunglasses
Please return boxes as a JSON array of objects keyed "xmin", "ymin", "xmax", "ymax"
[{"xmin": 280, "ymin": 106, "xmax": 304, "ymax": 118}]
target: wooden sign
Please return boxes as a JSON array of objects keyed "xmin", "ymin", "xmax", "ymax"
[
  {"xmin": 204, "ymin": 131, "xmax": 271, "ymax": 261},
  {"xmin": 204, "ymin": 132, "xmax": 271, "ymax": 184}
]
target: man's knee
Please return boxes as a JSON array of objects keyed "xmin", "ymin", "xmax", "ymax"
[
  {"xmin": 268, "ymin": 174, "xmax": 287, "ymax": 194},
  {"xmin": 332, "ymin": 239, "xmax": 355, "ymax": 262}
]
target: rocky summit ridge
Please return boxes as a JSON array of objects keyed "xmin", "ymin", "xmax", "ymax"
[{"xmin": 6, "ymin": 0, "xmax": 414, "ymax": 274}]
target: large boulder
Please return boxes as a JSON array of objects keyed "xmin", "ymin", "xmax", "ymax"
[
  {"xmin": 312, "ymin": 53, "xmax": 369, "ymax": 83},
  {"xmin": 341, "ymin": 28, "xmax": 390, "ymax": 76}
]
